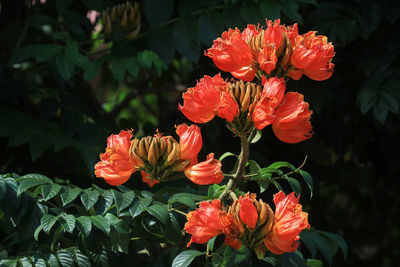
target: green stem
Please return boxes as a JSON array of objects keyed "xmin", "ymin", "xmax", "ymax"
[
  {"xmin": 219, "ymin": 134, "xmax": 249, "ymax": 200},
  {"xmin": 169, "ymin": 209, "xmax": 188, "ymax": 217}
]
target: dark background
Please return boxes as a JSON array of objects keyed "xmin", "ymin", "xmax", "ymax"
[{"xmin": 1, "ymin": 0, "xmax": 400, "ymax": 266}]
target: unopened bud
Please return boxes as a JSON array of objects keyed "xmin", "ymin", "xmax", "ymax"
[
  {"xmin": 120, "ymin": 10, "xmax": 128, "ymax": 28},
  {"xmin": 110, "ymin": 7, "xmax": 117, "ymax": 21}
]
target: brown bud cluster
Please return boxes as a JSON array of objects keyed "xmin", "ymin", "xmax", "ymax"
[
  {"xmin": 227, "ymin": 81, "xmax": 262, "ymax": 135},
  {"xmin": 101, "ymin": 1, "xmax": 141, "ymax": 40},
  {"xmin": 130, "ymin": 136, "xmax": 190, "ymax": 181},
  {"xmin": 220, "ymin": 194, "xmax": 274, "ymax": 258},
  {"xmin": 229, "ymin": 81, "xmax": 262, "ymax": 115}
]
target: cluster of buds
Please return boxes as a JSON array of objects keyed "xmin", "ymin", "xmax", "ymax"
[
  {"xmin": 101, "ymin": 1, "xmax": 141, "ymax": 40},
  {"xmin": 184, "ymin": 192, "xmax": 310, "ymax": 259},
  {"xmin": 130, "ymin": 135, "xmax": 190, "ymax": 183},
  {"xmin": 220, "ymin": 194, "xmax": 275, "ymax": 258},
  {"xmin": 94, "ymin": 124, "xmax": 224, "ymax": 187}
]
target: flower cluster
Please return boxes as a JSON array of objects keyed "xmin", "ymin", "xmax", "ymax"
[
  {"xmin": 179, "ymin": 19, "xmax": 334, "ymax": 143},
  {"xmin": 94, "ymin": 124, "xmax": 223, "ymax": 186},
  {"xmin": 184, "ymin": 191, "xmax": 309, "ymax": 258},
  {"xmin": 205, "ymin": 19, "xmax": 334, "ymax": 82},
  {"xmin": 94, "ymin": 16, "xmax": 335, "ymax": 261}
]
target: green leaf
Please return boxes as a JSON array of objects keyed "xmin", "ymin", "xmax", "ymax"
[
  {"xmin": 112, "ymin": 190, "xmax": 135, "ymax": 212},
  {"xmin": 208, "ymin": 184, "xmax": 226, "ymax": 199},
  {"xmin": 306, "ymin": 259, "xmax": 323, "ymax": 267},
  {"xmin": 373, "ymin": 98, "xmax": 389, "ymax": 123},
  {"xmin": 381, "ymin": 91, "xmax": 399, "ymax": 114},
  {"xmin": 207, "ymin": 236, "xmax": 217, "ymax": 252},
  {"xmin": 41, "ymin": 214, "xmax": 59, "ymax": 233},
  {"xmin": 300, "ymin": 231, "xmax": 317, "ymax": 258},
  {"xmin": 69, "ymin": 247, "xmax": 90, "ymax": 267},
  {"xmin": 83, "ymin": 60, "xmax": 103, "ymax": 81},
  {"xmin": 129, "ymin": 196, "xmax": 152, "ymax": 218},
  {"xmin": 0, "ymin": 259, "xmax": 18, "ymax": 267},
  {"xmin": 172, "ymin": 16, "xmax": 201, "ymax": 62},
  {"xmin": 219, "ymin": 152, "xmax": 237, "ymax": 161},
  {"xmin": 109, "ymin": 219, "xmax": 130, "ymax": 253},
  {"xmin": 250, "ymin": 129, "xmax": 262, "ymax": 144},
  {"xmin": 125, "ymin": 57, "xmax": 140, "ymax": 78},
  {"xmin": 258, "ymin": 180, "xmax": 271, "ymax": 193},
  {"xmin": 57, "ymin": 249, "xmax": 74, "ymax": 267},
  {"xmin": 60, "ymin": 187, "xmax": 82, "ymax": 206},
  {"xmin": 268, "ymin": 161, "xmax": 295, "ymax": 170},
  {"xmin": 56, "ymin": 54, "xmax": 75, "ymax": 80},
  {"xmin": 76, "ymin": 216, "xmax": 92, "ymax": 237},
  {"xmin": 281, "ymin": 252, "xmax": 306, "ymax": 267},
  {"xmin": 263, "ymin": 255, "xmax": 277, "ymax": 265},
  {"xmin": 301, "ymin": 231, "xmax": 333, "ymax": 265},
  {"xmin": 41, "ymin": 183, "xmax": 62, "ymax": 201},
  {"xmin": 299, "ymin": 170, "xmax": 313, "ymax": 198},
  {"xmin": 260, "ymin": 0, "xmax": 281, "ymax": 20},
  {"xmin": 169, "ymin": 193, "xmax": 205, "ymax": 209},
  {"xmin": 80, "ymin": 189, "xmax": 100, "ymax": 210},
  {"xmin": 110, "ymin": 59, "xmax": 127, "ymax": 82},
  {"xmin": 31, "ymin": 255, "xmax": 47, "ymax": 267},
  {"xmin": 146, "ymin": 27, "xmax": 175, "ymax": 65},
  {"xmin": 287, "ymin": 177, "xmax": 302, "ymax": 195},
  {"xmin": 248, "ymin": 160, "xmax": 262, "ymax": 176},
  {"xmin": 34, "ymin": 224, "xmax": 43, "ymax": 241},
  {"xmin": 318, "ymin": 230, "xmax": 348, "ymax": 260},
  {"xmin": 60, "ymin": 214, "xmax": 76, "ymax": 233},
  {"xmin": 0, "ymin": 179, "xmax": 6, "ymax": 201},
  {"xmin": 147, "ymin": 204, "xmax": 169, "ymax": 224},
  {"xmin": 171, "ymin": 250, "xmax": 205, "ymax": 267},
  {"xmin": 223, "ymin": 246, "xmax": 250, "ymax": 266},
  {"xmin": 43, "ymin": 254, "xmax": 60, "ymax": 267},
  {"xmin": 91, "ymin": 215, "xmax": 111, "ymax": 235},
  {"xmin": 65, "ymin": 40, "xmax": 88, "ymax": 68},
  {"xmin": 17, "ymin": 173, "xmax": 52, "ymax": 183},
  {"xmin": 17, "ymin": 176, "xmax": 51, "ymax": 195},
  {"xmin": 13, "ymin": 45, "xmax": 63, "ymax": 63},
  {"xmin": 271, "ymin": 180, "xmax": 283, "ymax": 191},
  {"xmin": 144, "ymin": 0, "xmax": 174, "ymax": 27}
]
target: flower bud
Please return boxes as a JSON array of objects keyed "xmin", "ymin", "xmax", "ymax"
[{"xmin": 101, "ymin": 1, "xmax": 141, "ymax": 40}]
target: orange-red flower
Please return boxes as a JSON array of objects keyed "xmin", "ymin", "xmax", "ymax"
[
  {"xmin": 252, "ymin": 78, "xmax": 313, "ymax": 143},
  {"xmin": 238, "ymin": 194, "xmax": 259, "ymax": 229},
  {"xmin": 252, "ymin": 77, "xmax": 286, "ymax": 130},
  {"xmin": 205, "ymin": 28, "xmax": 257, "ymax": 81},
  {"xmin": 176, "ymin": 123, "xmax": 202, "ymax": 161},
  {"xmin": 140, "ymin": 170, "xmax": 160, "ymax": 187},
  {"xmin": 94, "ymin": 130, "xmax": 136, "ymax": 185},
  {"xmin": 272, "ymin": 92, "xmax": 313, "ymax": 143},
  {"xmin": 184, "ymin": 199, "xmax": 225, "ymax": 246},
  {"xmin": 264, "ymin": 191, "xmax": 310, "ymax": 255},
  {"xmin": 179, "ymin": 74, "xmax": 238, "ymax": 124},
  {"xmin": 289, "ymin": 31, "xmax": 335, "ymax": 81},
  {"xmin": 206, "ymin": 19, "xmax": 292, "ymax": 81},
  {"xmin": 184, "ymin": 153, "xmax": 223, "ymax": 185}
]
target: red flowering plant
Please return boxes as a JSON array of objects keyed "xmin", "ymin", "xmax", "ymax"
[{"xmin": 93, "ymin": 18, "xmax": 346, "ymax": 266}]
